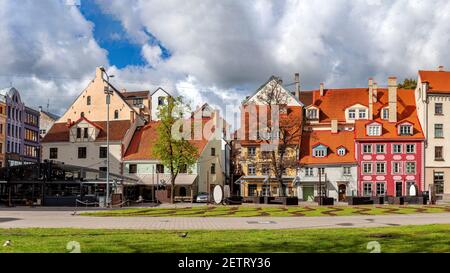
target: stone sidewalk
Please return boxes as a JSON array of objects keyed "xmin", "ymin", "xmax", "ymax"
[{"xmin": 1, "ymin": 209, "xmax": 450, "ymax": 230}]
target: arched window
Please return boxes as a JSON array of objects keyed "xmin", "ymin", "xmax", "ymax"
[
  {"xmin": 114, "ymin": 110, "xmax": 119, "ymax": 119},
  {"xmin": 87, "ymin": 96, "xmax": 91, "ymax": 105},
  {"xmin": 80, "ymin": 112, "xmax": 85, "ymax": 118}
]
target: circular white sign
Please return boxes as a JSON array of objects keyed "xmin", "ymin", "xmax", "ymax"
[{"xmin": 213, "ymin": 185, "xmax": 224, "ymax": 204}]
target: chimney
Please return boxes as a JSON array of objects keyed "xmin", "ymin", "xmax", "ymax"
[
  {"xmin": 438, "ymin": 65, "xmax": 444, "ymax": 72},
  {"xmin": 331, "ymin": 119, "xmax": 338, "ymax": 133},
  {"xmin": 388, "ymin": 77, "xmax": 398, "ymax": 123},
  {"xmin": 130, "ymin": 111, "xmax": 135, "ymax": 123},
  {"xmin": 373, "ymin": 82, "xmax": 378, "ymax": 103},
  {"xmin": 368, "ymin": 78, "xmax": 374, "ymax": 120},
  {"xmin": 294, "ymin": 73, "xmax": 300, "ymax": 100},
  {"xmin": 320, "ymin": 83, "xmax": 324, "ymax": 96}
]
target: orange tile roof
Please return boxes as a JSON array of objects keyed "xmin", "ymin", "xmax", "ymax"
[
  {"xmin": 42, "ymin": 120, "xmax": 131, "ymax": 142},
  {"xmin": 354, "ymin": 88, "xmax": 424, "ymax": 140},
  {"xmin": 123, "ymin": 119, "xmax": 210, "ymax": 161},
  {"xmin": 300, "ymin": 130, "xmax": 356, "ymax": 165},
  {"xmin": 307, "ymin": 88, "xmax": 369, "ymax": 122},
  {"xmin": 419, "ymin": 70, "xmax": 450, "ymax": 94}
]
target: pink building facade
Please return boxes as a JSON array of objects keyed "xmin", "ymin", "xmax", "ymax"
[{"xmin": 355, "ymin": 140, "xmax": 424, "ymax": 197}]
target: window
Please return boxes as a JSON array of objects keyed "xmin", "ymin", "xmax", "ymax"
[
  {"xmin": 376, "ymin": 144, "xmax": 385, "ymax": 154},
  {"xmin": 156, "ymin": 164, "xmax": 164, "ymax": 174},
  {"xmin": 393, "ymin": 144, "xmax": 402, "ymax": 154},
  {"xmin": 114, "ymin": 110, "xmax": 119, "ymax": 120},
  {"xmin": 99, "ymin": 167, "xmax": 107, "ymax": 179},
  {"xmin": 399, "ymin": 125, "xmax": 412, "ymax": 136},
  {"xmin": 376, "ymin": 162, "xmax": 386, "ymax": 174},
  {"xmin": 318, "ymin": 168, "xmax": 325, "ymax": 176},
  {"xmin": 313, "ymin": 145, "xmax": 327, "ymax": 158},
  {"xmin": 435, "ymin": 146, "xmax": 444, "ymax": 161},
  {"xmin": 392, "ymin": 162, "xmax": 402, "ymax": 174},
  {"xmin": 211, "ymin": 148, "xmax": 216, "ymax": 156},
  {"xmin": 133, "ymin": 98, "xmax": 144, "ymax": 106},
  {"xmin": 348, "ymin": 109, "xmax": 356, "ymax": 119},
  {"xmin": 248, "ymin": 184, "xmax": 257, "ymax": 197},
  {"xmin": 434, "ymin": 172, "xmax": 444, "ymax": 194},
  {"xmin": 363, "ymin": 144, "xmax": 372, "ymax": 154},
  {"xmin": 49, "ymin": 148, "xmax": 58, "ymax": 159},
  {"xmin": 435, "ymin": 103, "xmax": 443, "ymax": 115},
  {"xmin": 343, "ymin": 167, "xmax": 351, "ymax": 176},
  {"xmin": 305, "ymin": 168, "xmax": 313, "ymax": 176},
  {"xmin": 80, "ymin": 112, "xmax": 85, "ymax": 118},
  {"xmin": 129, "ymin": 164, "xmax": 137, "ymax": 174},
  {"xmin": 261, "ymin": 151, "xmax": 271, "ymax": 159},
  {"xmin": 248, "ymin": 164, "xmax": 256, "ymax": 175},
  {"xmin": 307, "ymin": 108, "xmax": 318, "ymax": 120},
  {"xmin": 337, "ymin": 147, "xmax": 346, "ymax": 156},
  {"xmin": 382, "ymin": 108, "xmax": 389, "ymax": 120},
  {"xmin": 376, "ymin": 182, "xmax": 386, "ymax": 196},
  {"xmin": 358, "ymin": 109, "xmax": 367, "ymax": 119},
  {"xmin": 435, "ymin": 124, "xmax": 444, "ymax": 138},
  {"xmin": 179, "ymin": 164, "xmax": 188, "ymax": 173},
  {"xmin": 363, "ymin": 163, "xmax": 372, "ymax": 174},
  {"xmin": 83, "ymin": 128, "xmax": 88, "ymax": 139},
  {"xmin": 210, "ymin": 163, "xmax": 216, "ymax": 174},
  {"xmin": 363, "ymin": 183, "xmax": 372, "ymax": 197},
  {"xmin": 78, "ymin": 147, "xmax": 87, "ymax": 159},
  {"xmin": 76, "ymin": 128, "xmax": 82, "ymax": 139},
  {"xmin": 99, "ymin": 147, "xmax": 107, "ymax": 158},
  {"xmin": 248, "ymin": 147, "xmax": 256, "ymax": 157},
  {"xmin": 158, "ymin": 97, "xmax": 165, "ymax": 106},
  {"xmin": 367, "ymin": 125, "xmax": 381, "ymax": 136},
  {"xmin": 87, "ymin": 96, "xmax": 91, "ymax": 105},
  {"xmin": 405, "ymin": 162, "xmax": 416, "ymax": 174},
  {"xmin": 406, "ymin": 144, "xmax": 416, "ymax": 154},
  {"xmin": 262, "ymin": 164, "xmax": 270, "ymax": 175}
]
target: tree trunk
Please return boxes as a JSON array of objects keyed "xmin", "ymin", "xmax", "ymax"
[
  {"xmin": 277, "ymin": 173, "xmax": 285, "ymax": 197},
  {"xmin": 170, "ymin": 174, "xmax": 176, "ymax": 204}
]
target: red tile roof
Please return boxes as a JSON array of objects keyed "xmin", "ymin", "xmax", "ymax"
[
  {"xmin": 307, "ymin": 88, "xmax": 370, "ymax": 122},
  {"xmin": 419, "ymin": 70, "xmax": 450, "ymax": 94},
  {"xmin": 123, "ymin": 119, "xmax": 210, "ymax": 161},
  {"xmin": 300, "ymin": 130, "xmax": 356, "ymax": 165},
  {"xmin": 354, "ymin": 89, "xmax": 424, "ymax": 140},
  {"xmin": 42, "ymin": 120, "xmax": 131, "ymax": 143},
  {"xmin": 120, "ymin": 91, "xmax": 150, "ymax": 98}
]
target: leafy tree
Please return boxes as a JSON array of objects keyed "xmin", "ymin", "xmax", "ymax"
[
  {"xmin": 154, "ymin": 96, "xmax": 198, "ymax": 203},
  {"xmin": 398, "ymin": 78, "xmax": 417, "ymax": 89}
]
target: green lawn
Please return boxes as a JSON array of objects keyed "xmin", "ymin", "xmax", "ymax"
[
  {"xmin": 81, "ymin": 205, "xmax": 450, "ymax": 217},
  {"xmin": 1, "ymin": 224, "xmax": 450, "ymax": 253}
]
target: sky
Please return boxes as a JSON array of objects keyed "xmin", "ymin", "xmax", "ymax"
[{"xmin": 0, "ymin": 0, "xmax": 449, "ymax": 117}]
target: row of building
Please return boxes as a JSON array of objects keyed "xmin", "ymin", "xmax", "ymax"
[{"xmin": 1, "ymin": 66, "xmax": 450, "ymax": 205}]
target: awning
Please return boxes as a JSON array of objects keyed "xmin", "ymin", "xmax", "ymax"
[
  {"xmin": 238, "ymin": 176, "xmax": 295, "ymax": 184},
  {"xmin": 132, "ymin": 174, "xmax": 198, "ymax": 186}
]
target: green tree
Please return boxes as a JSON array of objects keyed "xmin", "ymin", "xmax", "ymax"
[
  {"xmin": 154, "ymin": 96, "xmax": 198, "ymax": 203},
  {"xmin": 398, "ymin": 78, "xmax": 417, "ymax": 89}
]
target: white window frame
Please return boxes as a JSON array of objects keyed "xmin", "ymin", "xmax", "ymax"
[
  {"xmin": 337, "ymin": 147, "xmax": 346, "ymax": 156},
  {"xmin": 358, "ymin": 109, "xmax": 367, "ymax": 119},
  {"xmin": 248, "ymin": 147, "xmax": 256, "ymax": 156},
  {"xmin": 343, "ymin": 166, "xmax": 351, "ymax": 176},
  {"xmin": 376, "ymin": 162, "xmax": 386, "ymax": 174},
  {"xmin": 406, "ymin": 144, "xmax": 416, "ymax": 154},
  {"xmin": 392, "ymin": 144, "xmax": 402, "ymax": 154},
  {"xmin": 376, "ymin": 182, "xmax": 386, "ymax": 196},
  {"xmin": 305, "ymin": 167, "xmax": 314, "ymax": 177},
  {"xmin": 362, "ymin": 162, "xmax": 373, "ymax": 174},
  {"xmin": 382, "ymin": 108, "xmax": 389, "ymax": 120},
  {"xmin": 348, "ymin": 109, "xmax": 356, "ymax": 120},
  {"xmin": 248, "ymin": 164, "xmax": 256, "ymax": 176},
  {"xmin": 399, "ymin": 125, "xmax": 412, "ymax": 136},
  {"xmin": 367, "ymin": 125, "xmax": 381, "ymax": 136},
  {"xmin": 363, "ymin": 182, "xmax": 373, "ymax": 197},
  {"xmin": 392, "ymin": 162, "xmax": 402, "ymax": 174},
  {"xmin": 363, "ymin": 144, "xmax": 372, "ymax": 154},
  {"xmin": 307, "ymin": 108, "xmax": 318, "ymax": 120},
  {"xmin": 313, "ymin": 148, "xmax": 326, "ymax": 158},
  {"xmin": 405, "ymin": 162, "xmax": 416, "ymax": 175},
  {"xmin": 376, "ymin": 144, "xmax": 386, "ymax": 154}
]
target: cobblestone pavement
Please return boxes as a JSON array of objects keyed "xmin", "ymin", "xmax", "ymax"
[{"xmin": 1, "ymin": 208, "xmax": 450, "ymax": 230}]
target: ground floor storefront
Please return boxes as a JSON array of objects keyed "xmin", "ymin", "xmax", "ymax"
[
  {"xmin": 238, "ymin": 176, "xmax": 296, "ymax": 197},
  {"xmin": 295, "ymin": 180, "xmax": 357, "ymax": 202},
  {"xmin": 425, "ymin": 167, "xmax": 450, "ymax": 200}
]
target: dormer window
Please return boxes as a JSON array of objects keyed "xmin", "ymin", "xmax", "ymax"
[
  {"xmin": 306, "ymin": 108, "xmax": 318, "ymax": 120},
  {"xmin": 382, "ymin": 108, "xmax": 389, "ymax": 120},
  {"xmin": 367, "ymin": 124, "xmax": 382, "ymax": 136},
  {"xmin": 358, "ymin": 109, "xmax": 367, "ymax": 119},
  {"xmin": 337, "ymin": 147, "xmax": 346, "ymax": 156},
  {"xmin": 399, "ymin": 124, "xmax": 412, "ymax": 136},
  {"xmin": 312, "ymin": 144, "xmax": 328, "ymax": 158},
  {"xmin": 348, "ymin": 109, "xmax": 356, "ymax": 119}
]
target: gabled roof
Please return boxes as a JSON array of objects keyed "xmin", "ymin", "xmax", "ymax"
[
  {"xmin": 123, "ymin": 119, "xmax": 210, "ymax": 161},
  {"xmin": 300, "ymin": 130, "xmax": 356, "ymax": 165},
  {"xmin": 151, "ymin": 87, "xmax": 171, "ymax": 97},
  {"xmin": 120, "ymin": 91, "xmax": 150, "ymax": 99},
  {"xmin": 419, "ymin": 70, "xmax": 450, "ymax": 94},
  {"xmin": 243, "ymin": 76, "xmax": 304, "ymax": 106},
  {"xmin": 42, "ymin": 120, "xmax": 131, "ymax": 143},
  {"xmin": 355, "ymin": 89, "xmax": 424, "ymax": 140},
  {"xmin": 69, "ymin": 116, "xmax": 103, "ymax": 130}
]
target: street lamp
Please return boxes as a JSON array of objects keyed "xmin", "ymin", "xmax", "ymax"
[{"xmin": 100, "ymin": 67, "xmax": 114, "ymax": 207}]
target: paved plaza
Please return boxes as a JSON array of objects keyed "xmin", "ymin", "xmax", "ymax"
[{"xmin": 1, "ymin": 208, "xmax": 450, "ymax": 230}]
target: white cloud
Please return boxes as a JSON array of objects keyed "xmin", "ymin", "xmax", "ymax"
[{"xmin": 1, "ymin": 0, "xmax": 450, "ymax": 116}]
